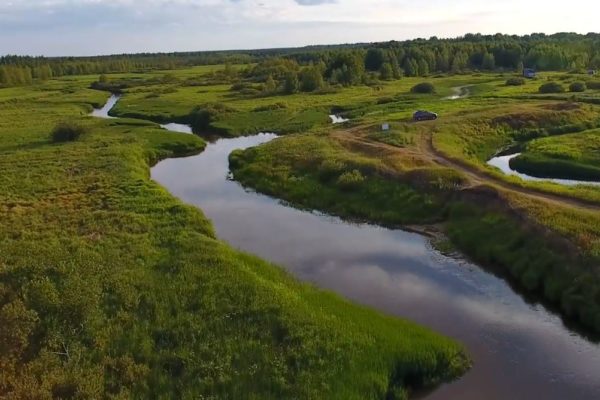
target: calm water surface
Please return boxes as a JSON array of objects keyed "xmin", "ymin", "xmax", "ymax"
[
  {"xmin": 160, "ymin": 122, "xmax": 194, "ymax": 134},
  {"xmin": 329, "ymin": 114, "xmax": 350, "ymax": 124},
  {"xmin": 487, "ymin": 152, "xmax": 600, "ymax": 187},
  {"xmin": 90, "ymin": 94, "xmax": 120, "ymax": 118},
  {"xmin": 152, "ymin": 134, "xmax": 600, "ymax": 400},
  {"xmin": 93, "ymin": 96, "xmax": 600, "ymax": 399}
]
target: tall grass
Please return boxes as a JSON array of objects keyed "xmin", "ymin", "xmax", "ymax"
[
  {"xmin": 511, "ymin": 128, "xmax": 600, "ymax": 181},
  {"xmin": 0, "ymin": 74, "xmax": 468, "ymax": 398}
]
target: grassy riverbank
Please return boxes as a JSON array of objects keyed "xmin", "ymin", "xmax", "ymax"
[
  {"xmin": 84, "ymin": 64, "xmax": 600, "ymax": 334},
  {"xmin": 229, "ymin": 134, "xmax": 452, "ymax": 225},
  {"xmin": 230, "ymin": 132, "xmax": 600, "ymax": 334},
  {"xmin": 0, "ymin": 79, "xmax": 469, "ymax": 398},
  {"xmin": 4, "ymin": 64, "xmax": 600, "ymax": 396}
]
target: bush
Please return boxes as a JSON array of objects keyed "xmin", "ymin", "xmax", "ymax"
[
  {"xmin": 187, "ymin": 103, "xmax": 235, "ymax": 133},
  {"xmin": 538, "ymin": 82, "xmax": 565, "ymax": 94},
  {"xmin": 336, "ymin": 169, "xmax": 365, "ymax": 190},
  {"xmin": 90, "ymin": 79, "xmax": 129, "ymax": 94},
  {"xmin": 51, "ymin": 122, "xmax": 87, "ymax": 143},
  {"xmin": 253, "ymin": 102, "xmax": 287, "ymax": 112},
  {"xmin": 569, "ymin": 82, "xmax": 587, "ymax": 92},
  {"xmin": 506, "ymin": 77, "xmax": 525, "ymax": 86},
  {"xmin": 410, "ymin": 82, "xmax": 436, "ymax": 94}
]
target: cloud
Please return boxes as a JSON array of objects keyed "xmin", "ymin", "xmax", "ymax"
[
  {"xmin": 294, "ymin": 0, "xmax": 336, "ymax": 5},
  {"xmin": 0, "ymin": 0, "xmax": 598, "ymax": 56}
]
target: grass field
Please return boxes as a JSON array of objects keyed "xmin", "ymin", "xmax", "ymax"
[
  {"xmin": 202, "ymin": 66, "xmax": 600, "ymax": 334},
  {"xmin": 510, "ymin": 128, "xmax": 600, "ymax": 180},
  {"xmin": 112, "ymin": 66, "xmax": 600, "ymax": 334},
  {"xmin": 0, "ymin": 72, "xmax": 471, "ymax": 398},
  {"xmin": 3, "ymin": 64, "xmax": 600, "ymax": 397}
]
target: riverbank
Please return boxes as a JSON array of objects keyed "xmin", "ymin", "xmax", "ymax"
[
  {"xmin": 153, "ymin": 123, "xmax": 600, "ymax": 400},
  {"xmin": 230, "ymin": 132, "xmax": 600, "ymax": 335},
  {"xmin": 95, "ymin": 63, "xmax": 600, "ymax": 354}
]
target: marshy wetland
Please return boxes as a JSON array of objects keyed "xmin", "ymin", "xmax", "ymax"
[
  {"xmin": 3, "ymin": 40, "xmax": 600, "ymax": 398},
  {"xmin": 151, "ymin": 125, "xmax": 600, "ymax": 400}
]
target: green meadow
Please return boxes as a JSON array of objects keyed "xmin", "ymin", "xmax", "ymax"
[
  {"xmin": 3, "ymin": 31, "xmax": 600, "ymax": 399},
  {"xmin": 3, "ymin": 58, "xmax": 600, "ymax": 398},
  {"xmin": 0, "ymin": 72, "xmax": 471, "ymax": 399},
  {"xmin": 203, "ymin": 68, "xmax": 600, "ymax": 333}
]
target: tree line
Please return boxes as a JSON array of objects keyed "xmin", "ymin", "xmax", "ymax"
[{"xmin": 2, "ymin": 32, "xmax": 600, "ymax": 88}]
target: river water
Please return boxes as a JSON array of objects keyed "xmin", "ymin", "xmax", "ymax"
[
  {"xmin": 488, "ymin": 152, "xmax": 600, "ymax": 187},
  {"xmin": 329, "ymin": 114, "xmax": 350, "ymax": 124},
  {"xmin": 90, "ymin": 94, "xmax": 120, "ymax": 119},
  {"xmin": 94, "ymin": 96, "xmax": 600, "ymax": 400}
]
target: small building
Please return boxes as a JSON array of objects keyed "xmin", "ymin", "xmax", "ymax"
[
  {"xmin": 588, "ymin": 69, "xmax": 597, "ymax": 76},
  {"xmin": 381, "ymin": 123, "xmax": 390, "ymax": 131},
  {"xmin": 523, "ymin": 68, "xmax": 536, "ymax": 79}
]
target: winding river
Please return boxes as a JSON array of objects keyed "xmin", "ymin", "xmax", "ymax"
[
  {"xmin": 90, "ymin": 94, "xmax": 120, "ymax": 119},
  {"xmin": 488, "ymin": 152, "xmax": 600, "ymax": 187},
  {"xmin": 94, "ymin": 96, "xmax": 600, "ymax": 400}
]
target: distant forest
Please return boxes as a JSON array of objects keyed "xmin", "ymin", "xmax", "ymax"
[{"xmin": 2, "ymin": 32, "xmax": 600, "ymax": 88}]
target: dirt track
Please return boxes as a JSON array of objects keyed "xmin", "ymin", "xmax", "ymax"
[{"xmin": 333, "ymin": 126, "xmax": 600, "ymax": 212}]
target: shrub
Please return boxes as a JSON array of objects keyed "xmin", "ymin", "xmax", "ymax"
[
  {"xmin": 539, "ymin": 82, "xmax": 565, "ymax": 94},
  {"xmin": 253, "ymin": 102, "xmax": 287, "ymax": 112},
  {"xmin": 187, "ymin": 103, "xmax": 235, "ymax": 133},
  {"xmin": 51, "ymin": 122, "xmax": 87, "ymax": 143},
  {"xmin": 569, "ymin": 82, "xmax": 587, "ymax": 92},
  {"xmin": 228, "ymin": 149, "xmax": 246, "ymax": 170},
  {"xmin": 90, "ymin": 78, "xmax": 129, "ymax": 94},
  {"xmin": 506, "ymin": 77, "xmax": 525, "ymax": 86},
  {"xmin": 336, "ymin": 169, "xmax": 365, "ymax": 190},
  {"xmin": 410, "ymin": 82, "xmax": 436, "ymax": 94}
]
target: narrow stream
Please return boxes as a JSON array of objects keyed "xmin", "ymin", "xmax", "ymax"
[
  {"xmin": 159, "ymin": 122, "xmax": 194, "ymax": 134},
  {"xmin": 90, "ymin": 94, "xmax": 120, "ymax": 119},
  {"xmin": 487, "ymin": 152, "xmax": 600, "ymax": 187},
  {"xmin": 94, "ymin": 96, "xmax": 600, "ymax": 400},
  {"xmin": 329, "ymin": 114, "xmax": 349, "ymax": 124}
]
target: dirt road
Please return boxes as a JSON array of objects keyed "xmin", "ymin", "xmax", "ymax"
[{"xmin": 333, "ymin": 126, "xmax": 600, "ymax": 212}]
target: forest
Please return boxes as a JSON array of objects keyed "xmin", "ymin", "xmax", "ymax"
[{"xmin": 2, "ymin": 32, "xmax": 600, "ymax": 87}]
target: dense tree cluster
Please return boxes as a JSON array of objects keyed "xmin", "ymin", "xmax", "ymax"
[
  {"xmin": 2, "ymin": 33, "xmax": 600, "ymax": 88},
  {"xmin": 0, "ymin": 52, "xmax": 252, "ymax": 87}
]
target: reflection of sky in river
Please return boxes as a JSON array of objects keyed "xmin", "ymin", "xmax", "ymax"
[
  {"xmin": 159, "ymin": 123, "xmax": 193, "ymax": 134},
  {"xmin": 90, "ymin": 94, "xmax": 120, "ymax": 119}
]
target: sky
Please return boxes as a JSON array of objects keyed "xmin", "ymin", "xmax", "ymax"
[{"xmin": 0, "ymin": 0, "xmax": 598, "ymax": 56}]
